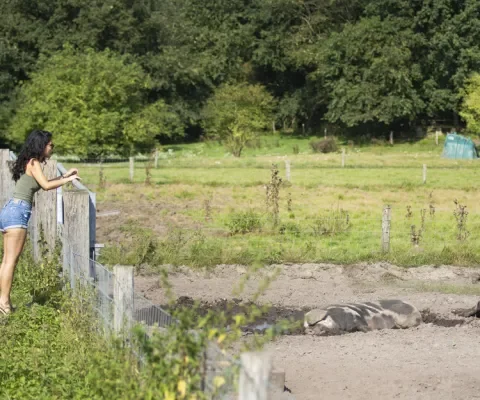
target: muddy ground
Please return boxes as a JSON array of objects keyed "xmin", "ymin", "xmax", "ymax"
[{"xmin": 135, "ymin": 262, "xmax": 480, "ymax": 400}]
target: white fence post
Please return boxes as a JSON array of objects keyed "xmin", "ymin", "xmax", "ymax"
[
  {"xmin": 382, "ymin": 206, "xmax": 392, "ymax": 253},
  {"xmin": 238, "ymin": 352, "xmax": 272, "ymax": 400},
  {"xmin": 285, "ymin": 160, "xmax": 291, "ymax": 182},
  {"xmin": 114, "ymin": 265, "xmax": 134, "ymax": 334},
  {"xmin": 154, "ymin": 150, "xmax": 159, "ymax": 169},
  {"xmin": 341, "ymin": 148, "xmax": 346, "ymax": 168},
  {"xmin": 129, "ymin": 157, "xmax": 134, "ymax": 182}
]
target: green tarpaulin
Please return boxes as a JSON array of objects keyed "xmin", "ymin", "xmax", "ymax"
[{"xmin": 442, "ymin": 133, "xmax": 478, "ymax": 159}]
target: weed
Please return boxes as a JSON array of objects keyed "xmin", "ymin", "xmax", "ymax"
[
  {"xmin": 410, "ymin": 225, "xmax": 422, "ymax": 247},
  {"xmin": 405, "ymin": 206, "xmax": 413, "ymax": 219},
  {"xmin": 292, "ymin": 144, "xmax": 299, "ymax": 155},
  {"xmin": 454, "ymin": 199, "xmax": 470, "ymax": 241},
  {"xmin": 312, "ymin": 208, "xmax": 350, "ymax": 236},
  {"xmin": 279, "ymin": 221, "xmax": 301, "ymax": 237},
  {"xmin": 226, "ymin": 210, "xmax": 263, "ymax": 235},
  {"xmin": 420, "ymin": 208, "xmax": 426, "ymax": 231},
  {"xmin": 265, "ymin": 164, "xmax": 282, "ymax": 226},
  {"xmin": 145, "ymin": 152, "xmax": 155, "ymax": 186},
  {"xmin": 203, "ymin": 198, "xmax": 212, "ymax": 222},
  {"xmin": 98, "ymin": 161, "xmax": 107, "ymax": 190},
  {"xmin": 287, "ymin": 192, "xmax": 292, "ymax": 213}
]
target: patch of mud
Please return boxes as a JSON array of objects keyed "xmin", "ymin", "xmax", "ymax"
[
  {"xmin": 420, "ymin": 309, "xmax": 466, "ymax": 327},
  {"xmin": 159, "ymin": 296, "xmax": 308, "ymax": 335}
]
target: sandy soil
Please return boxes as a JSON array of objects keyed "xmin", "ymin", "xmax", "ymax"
[{"xmin": 135, "ymin": 262, "xmax": 480, "ymax": 400}]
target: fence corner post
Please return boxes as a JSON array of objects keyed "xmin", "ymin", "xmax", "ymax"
[
  {"xmin": 382, "ymin": 205, "xmax": 392, "ymax": 253},
  {"xmin": 238, "ymin": 351, "xmax": 272, "ymax": 400}
]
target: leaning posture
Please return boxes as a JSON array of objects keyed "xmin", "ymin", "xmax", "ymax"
[
  {"xmin": 0, "ymin": 130, "xmax": 80, "ymax": 315},
  {"xmin": 304, "ymin": 299, "xmax": 422, "ymax": 335}
]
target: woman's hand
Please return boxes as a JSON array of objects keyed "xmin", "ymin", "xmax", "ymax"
[
  {"xmin": 63, "ymin": 168, "xmax": 78, "ymax": 178},
  {"xmin": 67, "ymin": 174, "xmax": 81, "ymax": 182}
]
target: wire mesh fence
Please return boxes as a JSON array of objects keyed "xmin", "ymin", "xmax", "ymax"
[{"xmin": 62, "ymin": 238, "xmax": 247, "ymax": 399}]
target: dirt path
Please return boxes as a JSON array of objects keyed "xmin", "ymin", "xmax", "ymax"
[{"xmin": 135, "ymin": 262, "xmax": 480, "ymax": 400}]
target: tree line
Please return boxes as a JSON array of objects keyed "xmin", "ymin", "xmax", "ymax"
[{"xmin": 2, "ymin": 0, "xmax": 480, "ymax": 156}]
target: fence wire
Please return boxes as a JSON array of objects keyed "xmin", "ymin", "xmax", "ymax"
[{"xmin": 62, "ymin": 239, "xmax": 243, "ymax": 399}]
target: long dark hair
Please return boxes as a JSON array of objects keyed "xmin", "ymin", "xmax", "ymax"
[{"xmin": 11, "ymin": 130, "xmax": 52, "ymax": 182}]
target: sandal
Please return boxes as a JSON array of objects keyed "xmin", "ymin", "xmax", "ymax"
[{"xmin": 0, "ymin": 304, "xmax": 11, "ymax": 316}]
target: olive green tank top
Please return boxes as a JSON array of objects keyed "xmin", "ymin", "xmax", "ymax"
[{"xmin": 13, "ymin": 174, "xmax": 42, "ymax": 204}]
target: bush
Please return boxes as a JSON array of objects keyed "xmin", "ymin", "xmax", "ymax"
[
  {"xmin": 309, "ymin": 138, "xmax": 338, "ymax": 153},
  {"xmin": 279, "ymin": 221, "xmax": 301, "ymax": 236},
  {"xmin": 226, "ymin": 210, "xmax": 263, "ymax": 235},
  {"xmin": 311, "ymin": 208, "xmax": 350, "ymax": 236}
]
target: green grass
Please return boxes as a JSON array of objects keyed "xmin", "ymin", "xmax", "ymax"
[{"xmin": 64, "ymin": 134, "xmax": 480, "ymax": 268}]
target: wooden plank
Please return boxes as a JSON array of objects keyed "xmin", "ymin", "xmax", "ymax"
[
  {"xmin": 0, "ymin": 150, "xmax": 15, "ymax": 207},
  {"xmin": 63, "ymin": 190, "xmax": 90, "ymax": 283},
  {"xmin": 33, "ymin": 160, "xmax": 57, "ymax": 260}
]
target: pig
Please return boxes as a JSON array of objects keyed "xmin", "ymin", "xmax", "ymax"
[{"xmin": 304, "ymin": 299, "xmax": 422, "ymax": 335}]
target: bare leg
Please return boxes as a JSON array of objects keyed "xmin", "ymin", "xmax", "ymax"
[
  {"xmin": 0, "ymin": 228, "xmax": 27, "ymax": 312},
  {"xmin": 0, "ymin": 233, "xmax": 6, "ymax": 292}
]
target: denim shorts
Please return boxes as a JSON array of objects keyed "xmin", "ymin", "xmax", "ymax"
[{"xmin": 0, "ymin": 198, "xmax": 33, "ymax": 233}]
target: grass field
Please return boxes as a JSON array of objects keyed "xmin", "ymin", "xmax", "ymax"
[{"xmin": 62, "ymin": 134, "xmax": 480, "ymax": 268}]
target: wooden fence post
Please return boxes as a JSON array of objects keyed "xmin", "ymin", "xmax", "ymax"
[
  {"xmin": 114, "ymin": 265, "xmax": 134, "ymax": 334},
  {"xmin": 129, "ymin": 157, "xmax": 134, "ymax": 182},
  {"xmin": 32, "ymin": 160, "xmax": 57, "ymax": 261},
  {"xmin": 341, "ymin": 148, "xmax": 346, "ymax": 168},
  {"xmin": 238, "ymin": 352, "xmax": 272, "ymax": 400},
  {"xmin": 0, "ymin": 150, "xmax": 15, "ymax": 207},
  {"xmin": 389, "ymin": 131, "xmax": 394, "ymax": 145},
  {"xmin": 435, "ymin": 130, "xmax": 440, "ymax": 145},
  {"xmin": 63, "ymin": 190, "xmax": 90, "ymax": 285},
  {"xmin": 154, "ymin": 150, "xmax": 159, "ymax": 169},
  {"xmin": 423, "ymin": 164, "xmax": 427, "ymax": 184},
  {"xmin": 382, "ymin": 206, "xmax": 391, "ymax": 253},
  {"xmin": 285, "ymin": 160, "xmax": 291, "ymax": 182}
]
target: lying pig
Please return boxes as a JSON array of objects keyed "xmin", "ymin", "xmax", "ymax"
[{"xmin": 304, "ymin": 300, "xmax": 422, "ymax": 335}]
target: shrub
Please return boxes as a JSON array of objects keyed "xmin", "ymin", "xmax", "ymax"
[
  {"xmin": 311, "ymin": 208, "xmax": 350, "ymax": 236},
  {"xmin": 279, "ymin": 221, "xmax": 301, "ymax": 237},
  {"xmin": 309, "ymin": 138, "xmax": 338, "ymax": 153},
  {"xmin": 226, "ymin": 210, "xmax": 263, "ymax": 235}
]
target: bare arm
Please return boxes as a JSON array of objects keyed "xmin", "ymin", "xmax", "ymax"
[{"xmin": 30, "ymin": 160, "xmax": 78, "ymax": 190}]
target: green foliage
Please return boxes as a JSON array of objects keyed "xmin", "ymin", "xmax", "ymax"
[
  {"xmin": 310, "ymin": 137, "xmax": 338, "ymax": 153},
  {"xmin": 124, "ymin": 100, "xmax": 185, "ymax": 153},
  {"xmin": 4, "ymin": 0, "xmax": 480, "ymax": 141},
  {"xmin": 202, "ymin": 83, "xmax": 276, "ymax": 157},
  {"xmin": 312, "ymin": 209, "xmax": 351, "ymax": 236},
  {"xmin": 8, "ymin": 46, "xmax": 181, "ymax": 157},
  {"xmin": 226, "ymin": 210, "xmax": 264, "ymax": 235},
  {"xmin": 0, "ymin": 235, "xmax": 292, "ymax": 400},
  {"xmin": 311, "ymin": 17, "xmax": 424, "ymax": 126},
  {"xmin": 460, "ymin": 73, "xmax": 480, "ymax": 135}
]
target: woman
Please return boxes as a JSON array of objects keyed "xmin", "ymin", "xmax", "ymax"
[{"xmin": 0, "ymin": 130, "xmax": 81, "ymax": 315}]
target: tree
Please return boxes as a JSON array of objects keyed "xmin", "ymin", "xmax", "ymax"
[
  {"xmin": 459, "ymin": 73, "xmax": 480, "ymax": 135},
  {"xmin": 123, "ymin": 100, "xmax": 184, "ymax": 153},
  {"xmin": 309, "ymin": 17, "xmax": 424, "ymax": 127},
  {"xmin": 8, "ymin": 46, "xmax": 181, "ymax": 157},
  {"xmin": 202, "ymin": 83, "xmax": 275, "ymax": 157}
]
